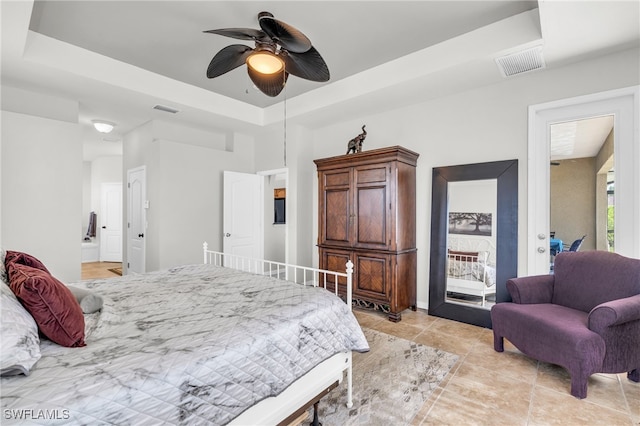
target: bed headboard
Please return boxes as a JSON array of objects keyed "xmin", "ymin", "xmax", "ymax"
[{"xmin": 448, "ymin": 236, "xmax": 496, "ymax": 265}]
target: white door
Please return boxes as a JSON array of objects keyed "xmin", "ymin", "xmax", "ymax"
[
  {"xmin": 528, "ymin": 87, "xmax": 639, "ymax": 274},
  {"xmin": 223, "ymin": 171, "xmax": 263, "ymax": 260},
  {"xmin": 127, "ymin": 166, "xmax": 146, "ymax": 274},
  {"xmin": 99, "ymin": 182, "xmax": 122, "ymax": 262}
]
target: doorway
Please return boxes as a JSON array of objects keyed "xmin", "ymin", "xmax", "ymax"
[
  {"xmin": 548, "ymin": 115, "xmax": 614, "ymax": 268},
  {"xmin": 259, "ymin": 168, "xmax": 288, "ymax": 264},
  {"xmin": 222, "ymin": 169, "xmax": 289, "ymax": 264},
  {"xmin": 528, "ymin": 86, "xmax": 639, "ymax": 275}
]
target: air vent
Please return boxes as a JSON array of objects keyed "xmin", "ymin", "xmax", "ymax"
[
  {"xmin": 495, "ymin": 46, "xmax": 545, "ymax": 77},
  {"xmin": 153, "ymin": 104, "xmax": 180, "ymax": 114}
]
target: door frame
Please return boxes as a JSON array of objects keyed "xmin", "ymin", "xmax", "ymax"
[
  {"xmin": 528, "ymin": 86, "xmax": 639, "ymax": 274},
  {"xmin": 257, "ymin": 168, "xmax": 289, "ymax": 264}
]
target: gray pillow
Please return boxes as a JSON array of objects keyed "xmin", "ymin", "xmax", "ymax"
[{"xmin": 67, "ymin": 286, "xmax": 103, "ymax": 314}]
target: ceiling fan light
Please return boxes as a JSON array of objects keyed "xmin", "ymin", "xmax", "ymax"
[
  {"xmin": 92, "ymin": 120, "xmax": 115, "ymax": 133},
  {"xmin": 246, "ymin": 52, "xmax": 284, "ymax": 75}
]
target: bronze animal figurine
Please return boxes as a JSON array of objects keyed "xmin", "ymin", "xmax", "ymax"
[{"xmin": 346, "ymin": 125, "xmax": 367, "ymax": 154}]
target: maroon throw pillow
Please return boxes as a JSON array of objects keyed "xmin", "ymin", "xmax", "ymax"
[
  {"xmin": 8, "ymin": 263, "xmax": 85, "ymax": 348},
  {"xmin": 5, "ymin": 250, "xmax": 50, "ymax": 275}
]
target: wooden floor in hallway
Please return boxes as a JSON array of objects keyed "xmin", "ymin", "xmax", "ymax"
[{"xmin": 81, "ymin": 261, "xmax": 122, "ymax": 280}]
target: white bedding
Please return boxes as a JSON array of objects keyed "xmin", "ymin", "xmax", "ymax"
[
  {"xmin": 1, "ymin": 263, "xmax": 369, "ymax": 425},
  {"xmin": 447, "ymin": 257, "xmax": 496, "ymax": 288}
]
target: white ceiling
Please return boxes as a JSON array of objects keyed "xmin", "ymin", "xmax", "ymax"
[{"xmin": 2, "ymin": 1, "xmax": 638, "ymax": 160}]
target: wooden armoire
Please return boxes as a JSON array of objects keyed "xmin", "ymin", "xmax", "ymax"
[{"xmin": 314, "ymin": 146, "xmax": 419, "ymax": 322}]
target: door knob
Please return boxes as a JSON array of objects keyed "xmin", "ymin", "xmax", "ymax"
[
  {"xmin": 224, "ymin": 233, "xmax": 231, "ymax": 237},
  {"xmin": 138, "ymin": 233, "xmax": 144, "ymax": 238}
]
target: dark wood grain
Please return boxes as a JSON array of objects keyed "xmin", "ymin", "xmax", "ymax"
[{"xmin": 315, "ymin": 146, "xmax": 419, "ymax": 322}]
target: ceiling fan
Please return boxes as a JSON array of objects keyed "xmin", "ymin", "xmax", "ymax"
[{"xmin": 204, "ymin": 11, "xmax": 330, "ymax": 97}]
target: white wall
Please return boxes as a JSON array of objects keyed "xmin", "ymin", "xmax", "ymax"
[
  {"xmin": 82, "ymin": 162, "xmax": 92, "ymax": 237},
  {"xmin": 308, "ymin": 47, "xmax": 639, "ymax": 310},
  {"xmin": 1, "ymin": 111, "xmax": 82, "ymax": 281},
  {"xmin": 253, "ymin": 124, "xmax": 315, "ymax": 267},
  {"xmin": 123, "ymin": 120, "xmax": 255, "ymax": 272}
]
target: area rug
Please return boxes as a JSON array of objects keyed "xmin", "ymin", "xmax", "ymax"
[
  {"xmin": 108, "ymin": 267, "xmax": 122, "ymax": 276},
  {"xmin": 312, "ymin": 328, "xmax": 459, "ymax": 425}
]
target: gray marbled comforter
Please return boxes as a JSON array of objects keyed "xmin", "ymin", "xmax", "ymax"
[{"xmin": 1, "ymin": 263, "xmax": 369, "ymax": 425}]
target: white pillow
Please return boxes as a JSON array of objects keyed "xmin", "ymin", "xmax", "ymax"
[
  {"xmin": 67, "ymin": 285, "xmax": 103, "ymax": 314},
  {"xmin": 0, "ymin": 283, "xmax": 41, "ymax": 376}
]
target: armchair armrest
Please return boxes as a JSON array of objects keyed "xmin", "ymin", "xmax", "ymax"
[
  {"xmin": 588, "ymin": 294, "xmax": 640, "ymax": 332},
  {"xmin": 506, "ymin": 275, "xmax": 554, "ymax": 304}
]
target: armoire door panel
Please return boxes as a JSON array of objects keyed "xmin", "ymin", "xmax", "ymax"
[
  {"xmin": 356, "ymin": 186, "xmax": 387, "ymax": 246},
  {"xmin": 324, "ymin": 189, "xmax": 350, "ymax": 243},
  {"xmin": 354, "ymin": 253, "xmax": 388, "ymax": 300},
  {"xmin": 355, "ymin": 166, "xmax": 387, "ymax": 184},
  {"xmin": 324, "ymin": 170, "xmax": 350, "ymax": 187},
  {"xmin": 319, "ymin": 248, "xmax": 350, "ymax": 294}
]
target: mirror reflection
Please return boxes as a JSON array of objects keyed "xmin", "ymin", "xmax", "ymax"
[{"xmin": 446, "ymin": 180, "xmax": 497, "ymax": 309}]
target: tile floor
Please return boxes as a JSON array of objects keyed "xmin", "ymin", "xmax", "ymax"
[
  {"xmin": 81, "ymin": 263, "xmax": 639, "ymax": 425},
  {"xmin": 356, "ymin": 309, "xmax": 639, "ymax": 426}
]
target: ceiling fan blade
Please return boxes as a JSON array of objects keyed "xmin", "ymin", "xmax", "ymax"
[
  {"xmin": 247, "ymin": 66, "xmax": 288, "ymax": 97},
  {"xmin": 207, "ymin": 44, "xmax": 253, "ymax": 78},
  {"xmin": 258, "ymin": 12, "xmax": 311, "ymax": 53},
  {"xmin": 203, "ymin": 28, "xmax": 267, "ymax": 42},
  {"xmin": 283, "ymin": 46, "xmax": 330, "ymax": 82}
]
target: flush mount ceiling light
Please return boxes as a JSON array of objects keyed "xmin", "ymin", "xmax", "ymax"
[
  {"xmin": 204, "ymin": 11, "xmax": 329, "ymax": 97},
  {"xmin": 92, "ymin": 120, "xmax": 115, "ymax": 133}
]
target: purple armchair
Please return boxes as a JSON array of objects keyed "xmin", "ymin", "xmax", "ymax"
[{"xmin": 491, "ymin": 251, "xmax": 640, "ymax": 399}]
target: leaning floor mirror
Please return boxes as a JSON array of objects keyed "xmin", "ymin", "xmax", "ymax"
[{"xmin": 429, "ymin": 159, "xmax": 518, "ymax": 328}]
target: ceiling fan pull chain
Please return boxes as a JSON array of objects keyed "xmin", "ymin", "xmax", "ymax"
[{"xmin": 283, "ymin": 76, "xmax": 287, "ymax": 167}]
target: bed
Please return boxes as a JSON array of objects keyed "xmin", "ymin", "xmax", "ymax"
[
  {"xmin": 446, "ymin": 236, "xmax": 497, "ymax": 306},
  {"xmin": 0, "ymin": 245, "xmax": 369, "ymax": 425}
]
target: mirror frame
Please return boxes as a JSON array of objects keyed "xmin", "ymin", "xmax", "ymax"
[{"xmin": 429, "ymin": 159, "xmax": 518, "ymax": 328}]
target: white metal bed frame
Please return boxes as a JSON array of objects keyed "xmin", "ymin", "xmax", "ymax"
[
  {"xmin": 446, "ymin": 236, "xmax": 496, "ymax": 307},
  {"xmin": 202, "ymin": 243, "xmax": 356, "ymax": 425}
]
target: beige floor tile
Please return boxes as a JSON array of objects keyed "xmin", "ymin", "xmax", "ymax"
[
  {"xmin": 429, "ymin": 317, "xmax": 486, "ymax": 341},
  {"xmin": 353, "ymin": 309, "xmax": 385, "ymax": 329},
  {"xmin": 372, "ymin": 318, "xmax": 425, "ymax": 341},
  {"xmin": 464, "ymin": 339, "xmax": 539, "ymax": 384},
  {"xmin": 619, "ymin": 373, "xmax": 640, "ymax": 419},
  {"xmin": 443, "ymin": 362, "xmax": 532, "ymax": 418},
  {"xmin": 535, "ymin": 361, "xmax": 574, "ymax": 395},
  {"xmin": 535, "ymin": 361, "xmax": 628, "ymax": 411},
  {"xmin": 395, "ymin": 309, "xmax": 438, "ymax": 330},
  {"xmin": 422, "ymin": 387, "xmax": 528, "ymax": 426},
  {"xmin": 529, "ymin": 386, "xmax": 633, "ymax": 425}
]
